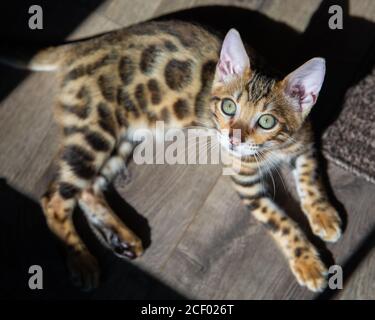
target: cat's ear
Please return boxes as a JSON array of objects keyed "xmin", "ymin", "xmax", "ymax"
[
  {"xmin": 216, "ymin": 29, "xmax": 250, "ymax": 82},
  {"xmin": 283, "ymin": 58, "xmax": 326, "ymax": 117}
]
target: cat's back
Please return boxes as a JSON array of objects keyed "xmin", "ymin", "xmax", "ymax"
[
  {"xmin": 61, "ymin": 20, "xmax": 221, "ymax": 77},
  {"xmin": 57, "ymin": 20, "xmax": 221, "ymax": 129},
  {"xmin": 69, "ymin": 21, "xmax": 220, "ymax": 56}
]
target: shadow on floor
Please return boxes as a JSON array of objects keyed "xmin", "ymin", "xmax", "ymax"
[
  {"xmin": 0, "ymin": 178, "xmax": 184, "ymax": 299},
  {"xmin": 0, "ymin": 0, "xmax": 106, "ymax": 102}
]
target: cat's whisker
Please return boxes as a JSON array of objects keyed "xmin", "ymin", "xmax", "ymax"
[{"xmin": 258, "ymin": 150, "xmax": 288, "ymax": 195}]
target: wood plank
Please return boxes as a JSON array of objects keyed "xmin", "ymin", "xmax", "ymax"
[
  {"xmin": 337, "ymin": 246, "xmax": 375, "ymax": 299},
  {"xmin": 96, "ymin": 0, "xmax": 164, "ymax": 27},
  {"xmin": 0, "ymin": 70, "xmax": 58, "ymax": 198},
  {"xmin": 259, "ymin": 0, "xmax": 322, "ymax": 32},
  {"xmin": 154, "ymin": 0, "xmax": 263, "ymax": 17},
  {"xmin": 95, "ymin": 0, "xmax": 263, "ymax": 27},
  {"xmin": 350, "ymin": 0, "xmax": 375, "ymax": 22},
  {"xmin": 67, "ymin": 10, "xmax": 121, "ymax": 40}
]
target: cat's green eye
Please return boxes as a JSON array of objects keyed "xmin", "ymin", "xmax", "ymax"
[
  {"xmin": 221, "ymin": 99, "xmax": 237, "ymax": 116},
  {"xmin": 258, "ymin": 114, "xmax": 277, "ymax": 130}
]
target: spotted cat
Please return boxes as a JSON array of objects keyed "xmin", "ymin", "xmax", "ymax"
[{"xmin": 1, "ymin": 20, "xmax": 341, "ymax": 292}]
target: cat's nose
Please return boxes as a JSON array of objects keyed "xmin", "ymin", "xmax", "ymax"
[
  {"xmin": 229, "ymin": 126, "xmax": 247, "ymax": 144},
  {"xmin": 229, "ymin": 136, "xmax": 241, "ymax": 146}
]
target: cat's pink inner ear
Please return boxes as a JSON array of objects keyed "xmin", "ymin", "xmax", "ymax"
[
  {"xmin": 217, "ymin": 29, "xmax": 250, "ymax": 82},
  {"xmin": 284, "ymin": 58, "xmax": 326, "ymax": 112}
]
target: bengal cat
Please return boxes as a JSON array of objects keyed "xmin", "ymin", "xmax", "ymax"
[{"xmin": 1, "ymin": 20, "xmax": 341, "ymax": 292}]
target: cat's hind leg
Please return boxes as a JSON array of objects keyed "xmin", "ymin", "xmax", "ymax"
[
  {"xmin": 40, "ymin": 143, "xmax": 111, "ymax": 291},
  {"xmin": 41, "ymin": 114, "xmax": 118, "ymax": 289}
]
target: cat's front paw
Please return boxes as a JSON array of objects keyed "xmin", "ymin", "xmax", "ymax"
[
  {"xmin": 305, "ymin": 204, "xmax": 342, "ymax": 243},
  {"xmin": 289, "ymin": 250, "xmax": 328, "ymax": 292},
  {"xmin": 67, "ymin": 249, "xmax": 100, "ymax": 291}
]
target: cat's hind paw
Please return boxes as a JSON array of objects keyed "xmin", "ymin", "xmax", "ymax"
[{"xmin": 67, "ymin": 249, "xmax": 100, "ymax": 292}]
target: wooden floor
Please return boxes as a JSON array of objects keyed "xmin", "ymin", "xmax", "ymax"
[{"xmin": 0, "ymin": 0, "xmax": 375, "ymax": 299}]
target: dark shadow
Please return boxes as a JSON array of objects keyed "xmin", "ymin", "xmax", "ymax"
[
  {"xmin": 0, "ymin": 178, "xmax": 184, "ymax": 299},
  {"xmin": 156, "ymin": 4, "xmax": 301, "ymax": 73},
  {"xmin": 315, "ymin": 226, "xmax": 375, "ymax": 300},
  {"xmin": 0, "ymin": 0, "xmax": 106, "ymax": 102},
  {"xmin": 105, "ymin": 185, "xmax": 152, "ymax": 250},
  {"xmin": 301, "ymin": 0, "xmax": 375, "ymax": 133}
]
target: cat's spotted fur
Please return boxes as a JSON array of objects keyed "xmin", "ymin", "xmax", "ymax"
[{"xmin": 2, "ymin": 20, "xmax": 341, "ymax": 292}]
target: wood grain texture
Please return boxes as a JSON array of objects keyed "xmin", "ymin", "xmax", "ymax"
[
  {"xmin": 259, "ymin": 0, "xmax": 322, "ymax": 32},
  {"xmin": 0, "ymin": 71, "xmax": 58, "ymax": 198},
  {"xmin": 337, "ymin": 248, "xmax": 375, "ymax": 299},
  {"xmin": 114, "ymin": 161, "xmax": 222, "ymax": 272}
]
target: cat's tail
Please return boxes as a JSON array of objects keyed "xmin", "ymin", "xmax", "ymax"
[{"xmin": 0, "ymin": 42, "xmax": 72, "ymax": 71}]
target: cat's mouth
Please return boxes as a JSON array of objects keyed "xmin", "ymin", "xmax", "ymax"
[
  {"xmin": 229, "ymin": 143, "xmax": 259, "ymax": 157},
  {"xmin": 217, "ymin": 132, "xmax": 260, "ymax": 157}
]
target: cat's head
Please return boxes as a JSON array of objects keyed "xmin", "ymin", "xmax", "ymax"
[{"xmin": 210, "ymin": 29, "xmax": 325, "ymax": 158}]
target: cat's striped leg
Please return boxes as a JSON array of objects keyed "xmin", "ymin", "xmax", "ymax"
[
  {"xmin": 292, "ymin": 150, "xmax": 342, "ymax": 243},
  {"xmin": 41, "ymin": 125, "xmax": 117, "ymax": 290},
  {"xmin": 78, "ymin": 188, "xmax": 143, "ymax": 259},
  {"xmin": 231, "ymin": 169, "xmax": 328, "ymax": 292}
]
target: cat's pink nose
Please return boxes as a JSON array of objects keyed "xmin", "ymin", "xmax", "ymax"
[{"xmin": 229, "ymin": 136, "xmax": 241, "ymax": 146}]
